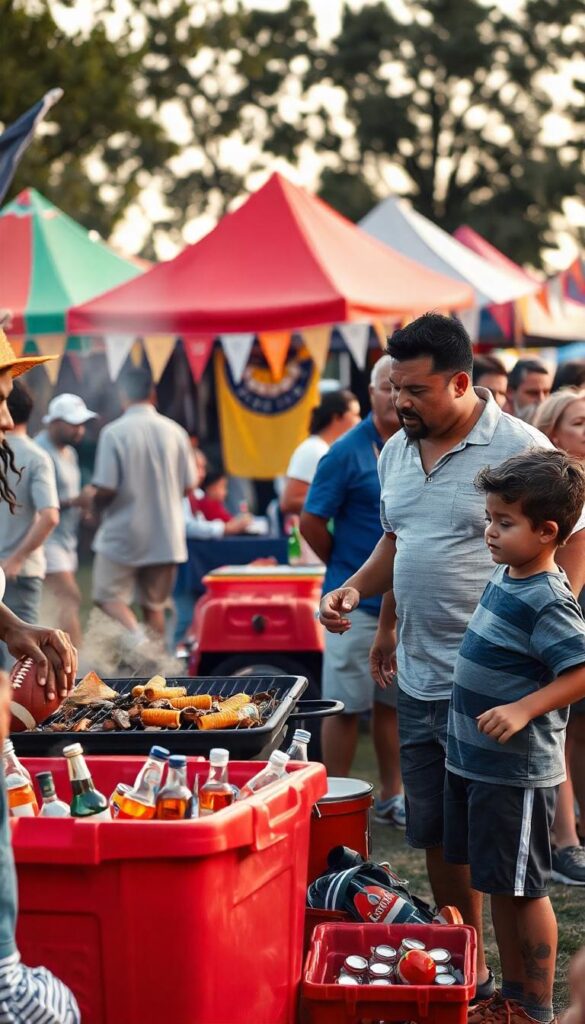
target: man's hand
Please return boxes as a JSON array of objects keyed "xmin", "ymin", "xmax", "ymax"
[
  {"xmin": 370, "ymin": 626, "xmax": 397, "ymax": 688},
  {"xmin": 3, "ymin": 624, "xmax": 77, "ymax": 700},
  {"xmin": 1, "ymin": 555, "xmax": 24, "ymax": 579},
  {"xmin": 477, "ymin": 701, "xmax": 531, "ymax": 743},
  {"xmin": 319, "ymin": 587, "xmax": 360, "ymax": 633},
  {"xmin": 224, "ymin": 513, "xmax": 253, "ymax": 536}
]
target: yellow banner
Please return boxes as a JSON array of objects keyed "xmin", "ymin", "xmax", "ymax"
[
  {"xmin": 215, "ymin": 349, "xmax": 319, "ymax": 479},
  {"xmin": 34, "ymin": 334, "xmax": 66, "ymax": 384}
]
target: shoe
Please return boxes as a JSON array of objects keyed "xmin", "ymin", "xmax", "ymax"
[
  {"xmin": 469, "ymin": 970, "xmax": 497, "ymax": 1005},
  {"xmin": 551, "ymin": 845, "xmax": 585, "ymax": 885},
  {"xmin": 468, "ymin": 997, "xmax": 556, "ymax": 1024},
  {"xmin": 468, "ymin": 994, "xmax": 504, "ymax": 1021},
  {"xmin": 374, "ymin": 793, "xmax": 406, "ymax": 828}
]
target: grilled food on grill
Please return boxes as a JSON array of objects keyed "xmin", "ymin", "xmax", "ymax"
[{"xmin": 67, "ymin": 672, "xmax": 119, "ymax": 705}]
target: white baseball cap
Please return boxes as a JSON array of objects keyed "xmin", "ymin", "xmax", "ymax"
[{"xmin": 42, "ymin": 394, "xmax": 97, "ymax": 426}]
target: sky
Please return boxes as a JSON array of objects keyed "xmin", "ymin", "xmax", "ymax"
[{"xmin": 52, "ymin": 0, "xmax": 583, "ymax": 271}]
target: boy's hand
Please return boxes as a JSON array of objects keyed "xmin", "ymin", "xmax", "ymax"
[{"xmin": 477, "ymin": 701, "xmax": 531, "ymax": 743}]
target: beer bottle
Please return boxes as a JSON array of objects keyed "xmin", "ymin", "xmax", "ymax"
[
  {"xmin": 199, "ymin": 748, "xmax": 234, "ymax": 815},
  {"xmin": 238, "ymin": 751, "xmax": 290, "ymax": 799},
  {"xmin": 63, "ymin": 743, "xmax": 110, "ymax": 821},
  {"xmin": 3, "ymin": 740, "xmax": 38, "ymax": 817},
  {"xmin": 287, "ymin": 521, "xmax": 302, "ymax": 566},
  {"xmin": 114, "ymin": 746, "xmax": 169, "ymax": 820},
  {"xmin": 285, "ymin": 729, "xmax": 311, "ymax": 762},
  {"xmin": 36, "ymin": 772, "xmax": 70, "ymax": 818},
  {"xmin": 155, "ymin": 755, "xmax": 192, "ymax": 820}
]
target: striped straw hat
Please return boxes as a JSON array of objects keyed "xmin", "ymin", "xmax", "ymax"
[{"xmin": 0, "ymin": 328, "xmax": 58, "ymax": 378}]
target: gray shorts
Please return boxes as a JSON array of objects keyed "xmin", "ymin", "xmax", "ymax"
[
  {"xmin": 322, "ymin": 607, "xmax": 397, "ymax": 713},
  {"xmin": 92, "ymin": 553, "xmax": 177, "ymax": 611}
]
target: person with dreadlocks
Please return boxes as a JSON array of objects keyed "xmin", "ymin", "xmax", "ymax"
[{"xmin": 0, "ymin": 323, "xmax": 79, "ymax": 1022}]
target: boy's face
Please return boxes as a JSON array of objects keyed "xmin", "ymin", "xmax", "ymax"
[{"xmin": 484, "ymin": 493, "xmax": 557, "ymax": 568}]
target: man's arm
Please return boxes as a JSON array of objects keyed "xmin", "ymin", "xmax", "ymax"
[
  {"xmin": 557, "ymin": 529, "xmax": 585, "ymax": 596},
  {"xmin": 319, "ymin": 531, "xmax": 396, "ymax": 634},
  {"xmin": 2, "ymin": 508, "xmax": 59, "ymax": 578},
  {"xmin": 300, "ymin": 511, "xmax": 332, "ymax": 563},
  {"xmin": 281, "ymin": 478, "xmax": 309, "ymax": 516},
  {"xmin": 93, "ymin": 486, "xmax": 116, "ymax": 514}
]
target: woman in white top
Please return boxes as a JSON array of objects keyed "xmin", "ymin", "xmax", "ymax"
[{"xmin": 280, "ymin": 389, "xmax": 361, "ymax": 516}]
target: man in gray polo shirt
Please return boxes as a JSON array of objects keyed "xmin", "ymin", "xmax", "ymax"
[
  {"xmin": 319, "ymin": 314, "xmax": 585, "ymax": 999},
  {"xmin": 90, "ymin": 367, "xmax": 196, "ymax": 643}
]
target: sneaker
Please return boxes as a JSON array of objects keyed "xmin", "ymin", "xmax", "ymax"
[
  {"xmin": 374, "ymin": 793, "xmax": 406, "ymax": 828},
  {"xmin": 469, "ymin": 999, "xmax": 556, "ymax": 1024},
  {"xmin": 470, "ymin": 970, "xmax": 497, "ymax": 1005},
  {"xmin": 468, "ymin": 994, "xmax": 504, "ymax": 1021},
  {"xmin": 551, "ymin": 845, "xmax": 585, "ymax": 886}
]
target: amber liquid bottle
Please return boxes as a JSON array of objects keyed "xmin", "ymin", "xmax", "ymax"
[
  {"xmin": 4, "ymin": 739, "xmax": 38, "ymax": 817},
  {"xmin": 199, "ymin": 748, "xmax": 234, "ymax": 816},
  {"xmin": 155, "ymin": 755, "xmax": 192, "ymax": 820}
]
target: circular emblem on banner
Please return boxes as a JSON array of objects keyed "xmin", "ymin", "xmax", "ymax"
[{"xmin": 225, "ymin": 353, "xmax": 313, "ymax": 414}]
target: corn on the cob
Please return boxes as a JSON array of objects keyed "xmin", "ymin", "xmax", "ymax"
[
  {"xmin": 196, "ymin": 709, "xmax": 241, "ymax": 730},
  {"xmin": 169, "ymin": 695, "xmax": 212, "ymax": 710},
  {"xmin": 131, "ymin": 685, "xmax": 145, "ymax": 698},
  {"xmin": 145, "ymin": 675, "xmax": 167, "ymax": 689},
  {"xmin": 140, "ymin": 708, "xmax": 181, "ymax": 729},
  {"xmin": 144, "ymin": 685, "xmax": 186, "ymax": 701},
  {"xmin": 220, "ymin": 693, "xmax": 250, "ymax": 711}
]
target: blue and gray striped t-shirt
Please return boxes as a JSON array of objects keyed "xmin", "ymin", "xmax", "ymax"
[{"xmin": 446, "ymin": 565, "xmax": 585, "ymax": 788}]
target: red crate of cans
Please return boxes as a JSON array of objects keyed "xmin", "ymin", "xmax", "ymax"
[{"xmin": 301, "ymin": 922, "xmax": 477, "ymax": 1024}]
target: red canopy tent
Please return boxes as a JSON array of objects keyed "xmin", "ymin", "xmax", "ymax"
[{"xmin": 68, "ymin": 173, "xmax": 472, "ymax": 336}]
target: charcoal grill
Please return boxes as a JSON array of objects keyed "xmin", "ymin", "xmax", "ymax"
[{"xmin": 12, "ymin": 676, "xmax": 343, "ymax": 760}]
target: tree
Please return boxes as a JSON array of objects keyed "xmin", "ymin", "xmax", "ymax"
[{"xmin": 311, "ymin": 0, "xmax": 585, "ymax": 266}]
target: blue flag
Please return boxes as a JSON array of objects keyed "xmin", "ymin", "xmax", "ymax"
[{"xmin": 0, "ymin": 89, "xmax": 63, "ymax": 205}]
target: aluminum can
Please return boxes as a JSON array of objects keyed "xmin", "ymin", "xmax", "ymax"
[
  {"xmin": 371, "ymin": 944, "xmax": 398, "ymax": 965},
  {"xmin": 399, "ymin": 937, "xmax": 426, "ymax": 956},
  {"xmin": 428, "ymin": 948, "xmax": 451, "ymax": 966},
  {"xmin": 370, "ymin": 978, "xmax": 392, "ymax": 986},
  {"xmin": 343, "ymin": 955, "xmax": 368, "ymax": 977},
  {"xmin": 435, "ymin": 973, "xmax": 457, "ymax": 986},
  {"xmin": 368, "ymin": 962, "xmax": 393, "ymax": 981},
  {"xmin": 337, "ymin": 973, "xmax": 361, "ymax": 986}
]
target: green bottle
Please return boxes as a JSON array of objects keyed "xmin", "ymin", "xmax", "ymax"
[
  {"xmin": 63, "ymin": 743, "xmax": 111, "ymax": 821},
  {"xmin": 288, "ymin": 522, "xmax": 302, "ymax": 566}
]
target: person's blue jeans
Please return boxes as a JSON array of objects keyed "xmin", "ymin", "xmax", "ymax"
[{"xmin": 397, "ymin": 687, "xmax": 450, "ymax": 849}]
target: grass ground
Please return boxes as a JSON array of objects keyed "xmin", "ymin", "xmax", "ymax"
[{"xmin": 352, "ymin": 733, "xmax": 582, "ymax": 1013}]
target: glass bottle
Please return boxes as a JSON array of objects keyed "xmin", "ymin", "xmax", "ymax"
[
  {"xmin": 63, "ymin": 743, "xmax": 110, "ymax": 821},
  {"xmin": 114, "ymin": 746, "xmax": 169, "ymax": 820},
  {"xmin": 109, "ymin": 783, "xmax": 131, "ymax": 819},
  {"xmin": 287, "ymin": 522, "xmax": 302, "ymax": 566},
  {"xmin": 199, "ymin": 748, "xmax": 234, "ymax": 816},
  {"xmin": 36, "ymin": 771, "xmax": 70, "ymax": 818},
  {"xmin": 238, "ymin": 751, "xmax": 290, "ymax": 799},
  {"xmin": 286, "ymin": 728, "xmax": 310, "ymax": 761},
  {"xmin": 155, "ymin": 755, "xmax": 193, "ymax": 820},
  {"xmin": 3, "ymin": 740, "xmax": 37, "ymax": 817},
  {"xmin": 3, "ymin": 739, "xmax": 32, "ymax": 783}
]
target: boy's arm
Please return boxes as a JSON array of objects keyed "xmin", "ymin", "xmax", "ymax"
[{"xmin": 478, "ymin": 664, "xmax": 585, "ymax": 744}]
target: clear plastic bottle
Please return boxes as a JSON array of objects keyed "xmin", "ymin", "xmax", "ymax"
[
  {"xmin": 114, "ymin": 745, "xmax": 169, "ymax": 820},
  {"xmin": 238, "ymin": 751, "xmax": 290, "ymax": 799},
  {"xmin": 36, "ymin": 771, "xmax": 70, "ymax": 817},
  {"xmin": 4, "ymin": 740, "xmax": 38, "ymax": 817},
  {"xmin": 199, "ymin": 748, "xmax": 234, "ymax": 815},
  {"xmin": 155, "ymin": 755, "xmax": 193, "ymax": 820},
  {"xmin": 285, "ymin": 729, "xmax": 310, "ymax": 762},
  {"xmin": 63, "ymin": 743, "xmax": 110, "ymax": 821}
]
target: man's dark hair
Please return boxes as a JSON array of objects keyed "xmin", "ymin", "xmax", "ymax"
[
  {"xmin": 120, "ymin": 367, "xmax": 153, "ymax": 403},
  {"xmin": 475, "ymin": 448, "xmax": 585, "ymax": 544},
  {"xmin": 507, "ymin": 358, "xmax": 549, "ymax": 392},
  {"xmin": 7, "ymin": 380, "xmax": 33, "ymax": 426},
  {"xmin": 472, "ymin": 354, "xmax": 507, "ymax": 385},
  {"xmin": 309, "ymin": 389, "xmax": 357, "ymax": 435},
  {"xmin": 386, "ymin": 313, "xmax": 473, "ymax": 377},
  {"xmin": 552, "ymin": 360, "xmax": 585, "ymax": 393}
]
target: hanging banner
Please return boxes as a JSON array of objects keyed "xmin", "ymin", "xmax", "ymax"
[
  {"xmin": 337, "ymin": 322, "xmax": 370, "ymax": 369},
  {"xmin": 568, "ymin": 257, "xmax": 585, "ymax": 294},
  {"xmin": 547, "ymin": 275, "xmax": 566, "ymax": 313},
  {"xmin": 535, "ymin": 285, "xmax": 551, "ymax": 315},
  {"xmin": 130, "ymin": 340, "xmax": 143, "ymax": 368},
  {"xmin": 35, "ymin": 334, "xmax": 66, "ymax": 385},
  {"xmin": 299, "ymin": 324, "xmax": 331, "ymax": 373},
  {"xmin": 219, "ymin": 333, "xmax": 255, "ymax": 385},
  {"xmin": 258, "ymin": 331, "xmax": 291, "ymax": 382},
  {"xmin": 372, "ymin": 322, "xmax": 387, "ymax": 350},
  {"xmin": 215, "ymin": 349, "xmax": 319, "ymax": 479},
  {"xmin": 183, "ymin": 334, "xmax": 215, "ymax": 383},
  {"xmin": 142, "ymin": 335, "xmax": 176, "ymax": 384},
  {"xmin": 457, "ymin": 307, "xmax": 480, "ymax": 343},
  {"xmin": 104, "ymin": 334, "xmax": 135, "ymax": 381}
]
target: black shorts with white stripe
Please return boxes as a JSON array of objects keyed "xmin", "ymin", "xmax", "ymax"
[{"xmin": 443, "ymin": 770, "xmax": 559, "ymax": 897}]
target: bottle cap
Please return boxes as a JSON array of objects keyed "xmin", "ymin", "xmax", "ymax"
[
  {"xmin": 169, "ymin": 755, "xmax": 186, "ymax": 768},
  {"xmin": 269, "ymin": 751, "xmax": 290, "ymax": 767},
  {"xmin": 209, "ymin": 748, "xmax": 229, "ymax": 765},
  {"xmin": 63, "ymin": 743, "xmax": 83, "ymax": 757},
  {"xmin": 292, "ymin": 729, "xmax": 311, "ymax": 744},
  {"xmin": 36, "ymin": 771, "xmax": 55, "ymax": 797},
  {"xmin": 149, "ymin": 746, "xmax": 170, "ymax": 761}
]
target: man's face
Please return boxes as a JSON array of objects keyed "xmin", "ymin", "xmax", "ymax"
[
  {"xmin": 476, "ymin": 372, "xmax": 508, "ymax": 409},
  {"xmin": 369, "ymin": 370, "xmax": 400, "ymax": 436},
  {"xmin": 51, "ymin": 420, "xmax": 85, "ymax": 446},
  {"xmin": 510, "ymin": 370, "xmax": 552, "ymax": 413},
  {"xmin": 0, "ymin": 371, "xmax": 14, "ymax": 443},
  {"xmin": 389, "ymin": 356, "xmax": 467, "ymax": 439}
]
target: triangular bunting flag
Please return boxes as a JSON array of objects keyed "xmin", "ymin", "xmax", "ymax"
[
  {"xmin": 219, "ymin": 333, "xmax": 255, "ymax": 385},
  {"xmin": 547, "ymin": 275, "xmax": 565, "ymax": 313},
  {"xmin": 6, "ymin": 336, "xmax": 24, "ymax": 357},
  {"xmin": 35, "ymin": 334, "xmax": 67, "ymax": 385},
  {"xmin": 104, "ymin": 335, "xmax": 135, "ymax": 381},
  {"xmin": 457, "ymin": 307, "xmax": 480, "ymax": 342},
  {"xmin": 535, "ymin": 285, "xmax": 551, "ymax": 315},
  {"xmin": 568, "ymin": 257, "xmax": 585, "ymax": 293},
  {"xmin": 183, "ymin": 335, "xmax": 215, "ymax": 384},
  {"xmin": 142, "ymin": 335, "xmax": 176, "ymax": 384},
  {"xmin": 130, "ymin": 339, "xmax": 143, "ymax": 368},
  {"xmin": 258, "ymin": 331, "xmax": 291, "ymax": 382},
  {"xmin": 23, "ymin": 338, "xmax": 39, "ymax": 355},
  {"xmin": 372, "ymin": 322, "xmax": 387, "ymax": 350},
  {"xmin": 337, "ymin": 322, "xmax": 370, "ymax": 370},
  {"xmin": 67, "ymin": 352, "xmax": 83, "ymax": 383},
  {"xmin": 299, "ymin": 325, "xmax": 331, "ymax": 373}
]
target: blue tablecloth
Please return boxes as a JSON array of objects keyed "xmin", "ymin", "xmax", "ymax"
[{"xmin": 176, "ymin": 536, "xmax": 289, "ymax": 597}]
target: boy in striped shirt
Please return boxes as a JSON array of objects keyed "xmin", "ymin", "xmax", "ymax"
[{"xmin": 445, "ymin": 448, "xmax": 585, "ymax": 1024}]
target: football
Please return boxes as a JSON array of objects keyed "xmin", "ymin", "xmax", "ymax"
[{"xmin": 9, "ymin": 657, "xmax": 62, "ymax": 733}]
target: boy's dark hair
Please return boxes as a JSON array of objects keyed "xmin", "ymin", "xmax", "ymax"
[
  {"xmin": 203, "ymin": 469, "xmax": 226, "ymax": 491},
  {"xmin": 120, "ymin": 367, "xmax": 153, "ymax": 403},
  {"xmin": 507, "ymin": 358, "xmax": 549, "ymax": 391},
  {"xmin": 472, "ymin": 354, "xmax": 507, "ymax": 385},
  {"xmin": 387, "ymin": 313, "xmax": 473, "ymax": 377},
  {"xmin": 475, "ymin": 448, "xmax": 585, "ymax": 544},
  {"xmin": 7, "ymin": 380, "xmax": 33, "ymax": 425},
  {"xmin": 552, "ymin": 360, "xmax": 585, "ymax": 393},
  {"xmin": 309, "ymin": 389, "xmax": 357, "ymax": 435}
]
